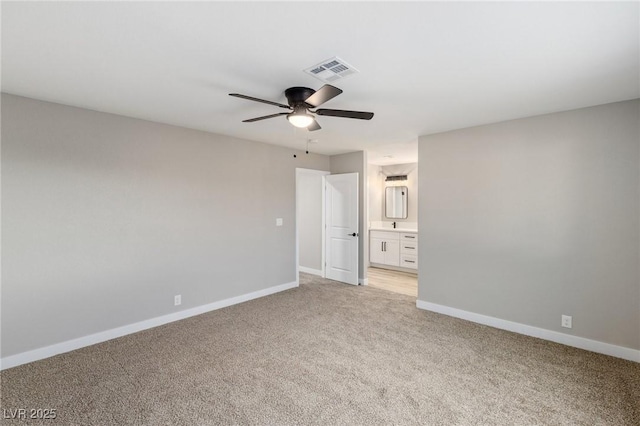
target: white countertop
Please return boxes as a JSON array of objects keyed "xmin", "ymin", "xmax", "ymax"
[
  {"xmin": 368, "ymin": 221, "xmax": 417, "ymax": 233},
  {"xmin": 369, "ymin": 227, "xmax": 417, "ymax": 233}
]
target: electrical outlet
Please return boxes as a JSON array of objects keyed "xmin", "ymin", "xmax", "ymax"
[
  {"xmin": 561, "ymin": 315, "xmax": 572, "ymax": 329},
  {"xmin": 276, "ymin": 218, "xmax": 283, "ymax": 227},
  {"xmin": 174, "ymin": 295, "xmax": 181, "ymax": 306}
]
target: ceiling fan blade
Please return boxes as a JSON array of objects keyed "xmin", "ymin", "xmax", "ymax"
[
  {"xmin": 315, "ymin": 109, "xmax": 374, "ymax": 120},
  {"xmin": 229, "ymin": 93, "xmax": 291, "ymax": 109},
  {"xmin": 304, "ymin": 85, "xmax": 343, "ymax": 108},
  {"xmin": 307, "ymin": 119, "xmax": 321, "ymax": 131},
  {"xmin": 242, "ymin": 112, "xmax": 289, "ymax": 122}
]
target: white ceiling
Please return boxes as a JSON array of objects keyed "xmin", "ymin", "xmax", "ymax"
[{"xmin": 2, "ymin": 2, "xmax": 638, "ymax": 165}]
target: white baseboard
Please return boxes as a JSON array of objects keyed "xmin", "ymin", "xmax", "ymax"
[
  {"xmin": 359, "ymin": 278, "xmax": 369, "ymax": 286},
  {"xmin": 416, "ymin": 300, "xmax": 639, "ymax": 363},
  {"xmin": 299, "ymin": 266, "xmax": 323, "ymax": 276},
  {"xmin": 1, "ymin": 281, "xmax": 298, "ymax": 371}
]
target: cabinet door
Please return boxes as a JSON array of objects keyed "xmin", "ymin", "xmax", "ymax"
[
  {"xmin": 384, "ymin": 240, "xmax": 400, "ymax": 266},
  {"xmin": 370, "ymin": 238, "xmax": 386, "ymax": 264}
]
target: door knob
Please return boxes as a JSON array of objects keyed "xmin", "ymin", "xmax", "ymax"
[{"xmin": 348, "ymin": 232, "xmax": 358, "ymax": 237}]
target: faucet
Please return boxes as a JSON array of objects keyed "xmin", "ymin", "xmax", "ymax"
[{"xmin": 392, "ymin": 221, "xmax": 397, "ymax": 229}]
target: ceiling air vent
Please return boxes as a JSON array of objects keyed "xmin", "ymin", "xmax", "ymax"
[{"xmin": 304, "ymin": 57, "xmax": 359, "ymax": 83}]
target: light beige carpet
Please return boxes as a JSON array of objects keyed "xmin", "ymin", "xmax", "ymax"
[{"xmin": 1, "ymin": 273, "xmax": 639, "ymax": 425}]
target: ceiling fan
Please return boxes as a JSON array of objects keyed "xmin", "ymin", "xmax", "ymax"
[{"xmin": 229, "ymin": 85, "xmax": 374, "ymax": 131}]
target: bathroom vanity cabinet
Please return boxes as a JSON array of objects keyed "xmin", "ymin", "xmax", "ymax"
[{"xmin": 369, "ymin": 229, "xmax": 418, "ymax": 271}]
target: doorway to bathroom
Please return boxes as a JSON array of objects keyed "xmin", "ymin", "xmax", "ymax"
[{"xmin": 366, "ymin": 161, "xmax": 418, "ymax": 297}]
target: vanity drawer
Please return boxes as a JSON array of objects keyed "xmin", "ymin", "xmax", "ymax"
[
  {"xmin": 400, "ymin": 232, "xmax": 418, "ymax": 242},
  {"xmin": 370, "ymin": 230, "xmax": 400, "ymax": 241},
  {"xmin": 400, "ymin": 254, "xmax": 418, "ymax": 269},
  {"xmin": 400, "ymin": 241, "xmax": 418, "ymax": 254}
]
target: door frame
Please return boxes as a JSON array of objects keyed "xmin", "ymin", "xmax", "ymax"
[{"xmin": 295, "ymin": 168, "xmax": 330, "ymax": 283}]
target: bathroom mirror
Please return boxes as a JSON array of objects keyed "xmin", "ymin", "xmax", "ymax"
[{"xmin": 385, "ymin": 186, "xmax": 408, "ymax": 219}]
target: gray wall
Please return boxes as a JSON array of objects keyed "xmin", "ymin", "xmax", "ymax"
[
  {"xmin": 297, "ymin": 169, "xmax": 327, "ymax": 272},
  {"xmin": 1, "ymin": 94, "xmax": 330, "ymax": 357},
  {"xmin": 367, "ymin": 164, "xmax": 383, "ymax": 223},
  {"xmin": 330, "ymin": 151, "xmax": 368, "ymax": 282},
  {"xmin": 418, "ymin": 99, "xmax": 639, "ymax": 350}
]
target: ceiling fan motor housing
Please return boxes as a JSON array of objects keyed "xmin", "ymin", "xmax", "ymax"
[{"xmin": 284, "ymin": 87, "xmax": 316, "ymax": 107}]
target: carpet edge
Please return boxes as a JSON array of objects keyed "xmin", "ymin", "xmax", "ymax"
[
  {"xmin": 1, "ymin": 281, "xmax": 299, "ymax": 370},
  {"xmin": 416, "ymin": 299, "xmax": 640, "ymax": 363}
]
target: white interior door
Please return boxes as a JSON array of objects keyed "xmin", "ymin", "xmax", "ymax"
[{"xmin": 325, "ymin": 173, "xmax": 359, "ymax": 285}]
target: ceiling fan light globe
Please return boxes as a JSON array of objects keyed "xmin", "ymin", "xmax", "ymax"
[{"xmin": 287, "ymin": 113, "xmax": 314, "ymax": 128}]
